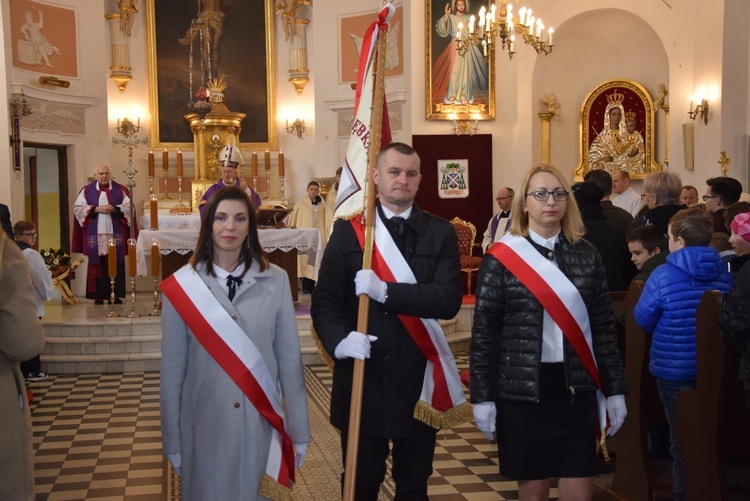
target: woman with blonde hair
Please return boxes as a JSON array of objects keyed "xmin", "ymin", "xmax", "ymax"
[{"xmin": 471, "ymin": 164, "xmax": 627, "ymax": 500}]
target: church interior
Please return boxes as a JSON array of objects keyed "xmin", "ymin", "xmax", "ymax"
[{"xmin": 2, "ymin": 0, "xmax": 750, "ymax": 499}]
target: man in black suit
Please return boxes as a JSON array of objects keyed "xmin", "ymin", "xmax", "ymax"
[
  {"xmin": 311, "ymin": 142, "xmax": 463, "ymax": 500},
  {"xmin": 0, "ymin": 203, "xmax": 12, "ymax": 239}
]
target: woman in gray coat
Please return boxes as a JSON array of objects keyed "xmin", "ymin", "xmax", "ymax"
[{"xmin": 160, "ymin": 186, "xmax": 310, "ymax": 500}]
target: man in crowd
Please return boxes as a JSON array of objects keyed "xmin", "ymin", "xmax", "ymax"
[
  {"xmin": 612, "ymin": 169, "xmax": 642, "ymax": 217},
  {"xmin": 288, "ymin": 180, "xmax": 330, "ymax": 293},
  {"xmin": 680, "ymin": 185, "xmax": 699, "ymax": 206},
  {"xmin": 72, "ymin": 165, "xmax": 132, "ymax": 304},
  {"xmin": 481, "ymin": 187, "xmax": 514, "ymax": 251},
  {"xmin": 311, "ymin": 142, "xmax": 464, "ymax": 500},
  {"xmin": 199, "ymin": 144, "xmax": 262, "ymax": 218},
  {"xmin": 704, "ymin": 176, "xmax": 743, "ymax": 234},
  {"xmin": 584, "ymin": 169, "xmax": 633, "ymax": 236}
]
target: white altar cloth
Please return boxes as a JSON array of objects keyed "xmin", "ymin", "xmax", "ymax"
[{"xmin": 135, "ymin": 228, "xmax": 323, "ymax": 277}]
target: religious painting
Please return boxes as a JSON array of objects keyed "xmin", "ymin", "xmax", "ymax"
[
  {"xmin": 340, "ymin": 6, "xmax": 404, "ymax": 85},
  {"xmin": 437, "ymin": 159, "xmax": 469, "ymax": 199},
  {"xmin": 426, "ymin": 0, "xmax": 495, "ymax": 121},
  {"xmin": 9, "ymin": 0, "xmax": 78, "ymax": 78},
  {"xmin": 146, "ymin": 0, "xmax": 276, "ymax": 149},
  {"xmin": 575, "ymin": 79, "xmax": 660, "ymax": 180}
]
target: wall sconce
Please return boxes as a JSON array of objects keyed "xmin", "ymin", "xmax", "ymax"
[
  {"xmin": 688, "ymin": 96, "xmax": 709, "ymax": 125},
  {"xmin": 286, "ymin": 118, "xmax": 306, "ymax": 138},
  {"xmin": 105, "ymin": 14, "xmax": 132, "ymax": 93}
]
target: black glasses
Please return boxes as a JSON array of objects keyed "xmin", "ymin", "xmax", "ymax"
[
  {"xmin": 702, "ymin": 195, "xmax": 719, "ymax": 202},
  {"xmin": 495, "ymin": 196, "xmax": 512, "ymax": 202},
  {"xmin": 22, "ymin": 232, "xmax": 38, "ymax": 238},
  {"xmin": 526, "ymin": 190, "xmax": 569, "ymax": 202}
]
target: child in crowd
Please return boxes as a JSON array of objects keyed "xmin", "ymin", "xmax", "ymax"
[
  {"xmin": 710, "ymin": 232, "xmax": 735, "ymax": 271},
  {"xmin": 634, "ymin": 208, "xmax": 732, "ymax": 501},
  {"xmin": 627, "ymin": 224, "xmax": 667, "ymax": 283},
  {"xmin": 13, "ymin": 220, "xmax": 54, "ymax": 381}
]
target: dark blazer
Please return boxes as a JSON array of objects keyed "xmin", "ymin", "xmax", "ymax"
[
  {"xmin": 311, "ymin": 203, "xmax": 462, "ymax": 438},
  {"xmin": 0, "ymin": 204, "xmax": 12, "ymax": 239}
]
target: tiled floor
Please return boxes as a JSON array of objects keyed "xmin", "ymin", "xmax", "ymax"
[{"xmin": 26, "ymin": 352, "xmax": 625, "ymax": 500}]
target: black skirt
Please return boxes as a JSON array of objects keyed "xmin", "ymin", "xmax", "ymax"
[{"xmin": 496, "ymin": 363, "xmax": 599, "ymax": 480}]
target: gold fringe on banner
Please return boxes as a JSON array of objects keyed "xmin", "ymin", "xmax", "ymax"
[
  {"xmin": 596, "ymin": 429, "xmax": 610, "ymax": 461},
  {"xmin": 310, "ymin": 325, "xmax": 335, "ymax": 372},
  {"xmin": 413, "ymin": 400, "xmax": 473, "ymax": 430},
  {"xmin": 259, "ymin": 474, "xmax": 294, "ymax": 501}
]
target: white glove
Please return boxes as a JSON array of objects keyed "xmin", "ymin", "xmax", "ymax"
[
  {"xmin": 473, "ymin": 401, "xmax": 497, "ymax": 441},
  {"xmin": 167, "ymin": 453, "xmax": 182, "ymax": 476},
  {"xmin": 606, "ymin": 395, "xmax": 627, "ymax": 436},
  {"xmin": 333, "ymin": 331, "xmax": 378, "ymax": 360},
  {"xmin": 355, "ymin": 269, "xmax": 387, "ymax": 303},
  {"xmin": 294, "ymin": 442, "xmax": 308, "ymax": 469}
]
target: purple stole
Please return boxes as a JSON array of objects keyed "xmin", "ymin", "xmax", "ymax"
[{"xmin": 490, "ymin": 213, "xmax": 511, "ymax": 242}]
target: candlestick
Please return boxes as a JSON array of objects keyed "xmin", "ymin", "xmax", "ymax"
[
  {"xmin": 148, "ymin": 150, "xmax": 155, "ymax": 177},
  {"xmin": 128, "ymin": 243, "xmax": 137, "ymax": 277},
  {"xmin": 251, "ymin": 151, "xmax": 258, "ymax": 178},
  {"xmin": 162, "ymin": 148, "xmax": 171, "ymax": 200},
  {"xmin": 264, "ymin": 149, "xmax": 270, "ymax": 175},
  {"xmin": 106, "ymin": 277, "xmax": 120, "ymax": 318},
  {"xmin": 176, "ymin": 150, "xmax": 184, "ymax": 177},
  {"xmin": 150, "ymin": 199, "xmax": 159, "ymax": 229},
  {"xmin": 151, "ymin": 242, "xmax": 160, "ymax": 276},
  {"xmin": 126, "ymin": 274, "xmax": 140, "ymax": 318},
  {"xmin": 108, "ymin": 240, "xmax": 117, "ymax": 277},
  {"xmin": 278, "ymin": 151, "xmax": 285, "ymax": 177}
]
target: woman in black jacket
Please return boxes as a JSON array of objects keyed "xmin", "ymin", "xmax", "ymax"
[
  {"xmin": 720, "ymin": 212, "xmax": 750, "ymax": 408},
  {"xmin": 470, "ymin": 164, "xmax": 628, "ymax": 500}
]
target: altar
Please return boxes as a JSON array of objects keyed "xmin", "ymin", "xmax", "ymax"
[{"xmin": 136, "ymin": 212, "xmax": 322, "ymax": 301}]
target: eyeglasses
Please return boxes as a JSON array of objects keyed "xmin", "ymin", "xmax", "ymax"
[
  {"xmin": 640, "ymin": 193, "xmax": 648, "ymax": 199},
  {"xmin": 495, "ymin": 196, "xmax": 512, "ymax": 202},
  {"xmin": 22, "ymin": 232, "xmax": 38, "ymax": 238},
  {"xmin": 702, "ymin": 195, "xmax": 720, "ymax": 202},
  {"xmin": 526, "ymin": 190, "xmax": 569, "ymax": 202}
]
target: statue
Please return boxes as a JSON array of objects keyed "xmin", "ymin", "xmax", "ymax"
[
  {"xmin": 117, "ymin": 0, "xmax": 138, "ymax": 37},
  {"xmin": 275, "ymin": 0, "xmax": 311, "ymax": 42},
  {"xmin": 655, "ymin": 83, "xmax": 669, "ymax": 110},
  {"xmin": 541, "ymin": 93, "xmax": 560, "ymax": 120}
]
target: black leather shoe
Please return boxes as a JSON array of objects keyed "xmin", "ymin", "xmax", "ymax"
[{"xmin": 94, "ymin": 300, "xmax": 104, "ymax": 305}]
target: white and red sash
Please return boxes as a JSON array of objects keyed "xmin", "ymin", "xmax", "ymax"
[
  {"xmin": 487, "ymin": 234, "xmax": 608, "ymax": 433},
  {"xmin": 350, "ymin": 215, "xmax": 471, "ymax": 429},
  {"xmin": 161, "ymin": 267, "xmax": 294, "ymax": 501}
]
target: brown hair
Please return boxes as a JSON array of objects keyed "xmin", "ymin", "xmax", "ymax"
[
  {"xmin": 627, "ymin": 225, "xmax": 666, "ymax": 253},
  {"xmin": 509, "ymin": 164, "xmax": 585, "ymax": 243},
  {"xmin": 668, "ymin": 207, "xmax": 712, "ymax": 247},
  {"xmin": 12, "ymin": 220, "xmax": 35, "ymax": 238},
  {"xmin": 190, "ymin": 186, "xmax": 268, "ymax": 277},
  {"xmin": 723, "ymin": 201, "xmax": 750, "ymax": 229}
]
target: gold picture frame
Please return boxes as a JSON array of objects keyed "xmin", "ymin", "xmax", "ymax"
[
  {"xmin": 575, "ymin": 79, "xmax": 660, "ymax": 180},
  {"xmin": 425, "ymin": 0, "xmax": 495, "ymax": 121},
  {"xmin": 146, "ymin": 0, "xmax": 277, "ymax": 150}
]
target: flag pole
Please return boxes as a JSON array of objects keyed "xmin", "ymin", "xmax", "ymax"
[{"xmin": 342, "ymin": 16, "xmax": 389, "ymax": 501}]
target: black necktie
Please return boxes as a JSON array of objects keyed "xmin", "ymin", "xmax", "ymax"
[
  {"xmin": 226, "ymin": 275, "xmax": 242, "ymax": 301},
  {"xmin": 388, "ymin": 216, "xmax": 406, "ymax": 238}
]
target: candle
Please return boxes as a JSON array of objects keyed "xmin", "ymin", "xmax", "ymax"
[
  {"xmin": 108, "ymin": 240, "xmax": 117, "ymax": 278},
  {"xmin": 162, "ymin": 148, "xmax": 168, "ymax": 172},
  {"xmin": 151, "ymin": 242, "xmax": 160, "ymax": 276},
  {"xmin": 176, "ymin": 150, "xmax": 183, "ymax": 177},
  {"xmin": 148, "ymin": 150, "xmax": 155, "ymax": 177},
  {"xmin": 251, "ymin": 151, "xmax": 258, "ymax": 177},
  {"xmin": 278, "ymin": 150, "xmax": 285, "ymax": 177},
  {"xmin": 264, "ymin": 149, "xmax": 270, "ymax": 172},
  {"xmin": 548, "ymin": 27, "xmax": 554, "ymax": 46},
  {"xmin": 128, "ymin": 243, "xmax": 137, "ymax": 277},
  {"xmin": 150, "ymin": 199, "xmax": 158, "ymax": 229}
]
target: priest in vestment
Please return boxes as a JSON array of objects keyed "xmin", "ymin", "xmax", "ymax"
[
  {"xmin": 72, "ymin": 165, "xmax": 133, "ymax": 303},
  {"xmin": 199, "ymin": 144, "xmax": 262, "ymax": 218},
  {"xmin": 287, "ymin": 180, "xmax": 331, "ymax": 293}
]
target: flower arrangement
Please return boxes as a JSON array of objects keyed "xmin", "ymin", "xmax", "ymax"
[{"xmin": 40, "ymin": 248, "xmax": 71, "ymax": 271}]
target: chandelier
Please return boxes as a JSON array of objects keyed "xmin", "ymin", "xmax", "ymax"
[
  {"xmin": 455, "ymin": 0, "xmax": 554, "ymax": 61},
  {"xmin": 182, "ymin": 11, "xmax": 214, "ymax": 120}
]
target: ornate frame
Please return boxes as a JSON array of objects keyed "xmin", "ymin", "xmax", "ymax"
[
  {"xmin": 425, "ymin": 0, "xmax": 495, "ymax": 121},
  {"xmin": 146, "ymin": 0, "xmax": 277, "ymax": 150},
  {"xmin": 575, "ymin": 79, "xmax": 660, "ymax": 180}
]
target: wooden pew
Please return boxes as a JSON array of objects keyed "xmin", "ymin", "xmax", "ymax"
[
  {"xmin": 612, "ymin": 280, "xmax": 670, "ymax": 500},
  {"xmin": 675, "ymin": 290, "xmax": 750, "ymax": 500}
]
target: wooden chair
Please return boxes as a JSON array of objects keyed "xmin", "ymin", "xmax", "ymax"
[{"xmin": 451, "ymin": 217, "xmax": 483, "ymax": 294}]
